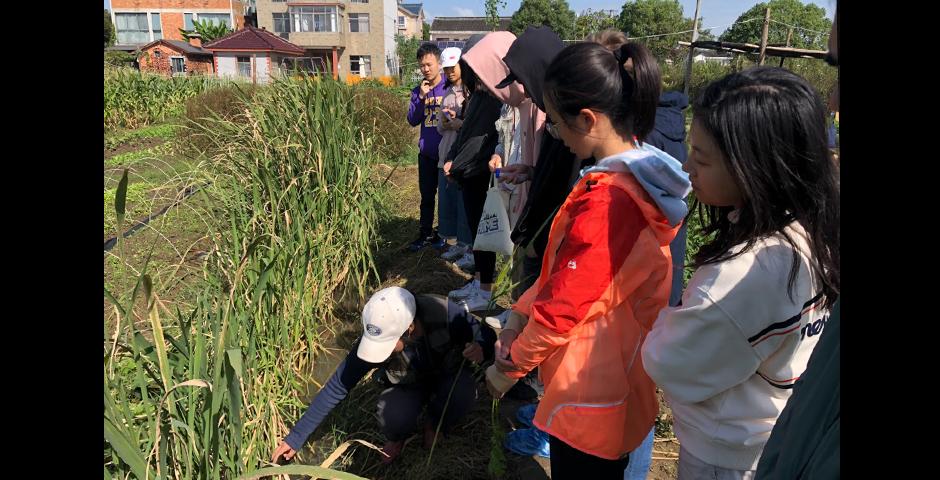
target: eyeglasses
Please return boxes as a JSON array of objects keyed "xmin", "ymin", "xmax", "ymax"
[{"xmin": 545, "ymin": 119, "xmax": 560, "ymax": 140}]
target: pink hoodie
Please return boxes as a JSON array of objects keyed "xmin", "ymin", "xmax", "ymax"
[{"xmin": 462, "ymin": 32, "xmax": 546, "ymax": 222}]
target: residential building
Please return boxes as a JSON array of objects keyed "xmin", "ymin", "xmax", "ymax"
[
  {"xmin": 396, "ymin": 3, "xmax": 424, "ymax": 39},
  {"xmin": 109, "ymin": 0, "xmax": 254, "ymax": 50},
  {"xmin": 138, "ymin": 35, "xmax": 215, "ymax": 76},
  {"xmin": 256, "ymin": 0, "xmax": 413, "ymax": 80},
  {"xmin": 204, "ymin": 26, "xmax": 306, "ymax": 83}
]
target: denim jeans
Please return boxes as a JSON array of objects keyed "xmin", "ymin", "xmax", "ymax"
[
  {"xmin": 437, "ymin": 169, "xmax": 473, "ymax": 244},
  {"xmin": 623, "ymin": 426, "xmax": 655, "ymax": 480}
]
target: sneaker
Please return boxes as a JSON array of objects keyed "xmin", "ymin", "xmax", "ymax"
[
  {"xmin": 455, "ymin": 252, "xmax": 475, "ymax": 272},
  {"xmin": 441, "ymin": 242, "xmax": 470, "ymax": 262},
  {"xmin": 504, "ymin": 427, "xmax": 551, "ymax": 458},
  {"xmin": 458, "ymin": 287, "xmax": 492, "ymax": 312},
  {"xmin": 407, "ymin": 233, "xmax": 432, "ymax": 252},
  {"xmin": 449, "ymin": 278, "xmax": 480, "ymax": 300},
  {"xmin": 485, "ymin": 310, "xmax": 511, "ymax": 330},
  {"xmin": 429, "ymin": 232, "xmax": 447, "ymax": 250}
]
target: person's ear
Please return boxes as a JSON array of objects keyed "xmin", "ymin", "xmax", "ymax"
[{"xmin": 579, "ymin": 108, "xmax": 598, "ymax": 133}]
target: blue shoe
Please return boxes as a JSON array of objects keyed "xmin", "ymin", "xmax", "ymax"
[
  {"xmin": 505, "ymin": 427, "xmax": 551, "ymax": 458},
  {"xmin": 516, "ymin": 403, "xmax": 537, "ymax": 428}
]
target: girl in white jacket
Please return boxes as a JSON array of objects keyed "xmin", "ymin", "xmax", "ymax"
[{"xmin": 641, "ymin": 67, "xmax": 840, "ymax": 479}]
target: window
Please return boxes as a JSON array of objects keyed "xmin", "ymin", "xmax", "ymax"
[
  {"xmin": 154, "ymin": 49, "xmax": 162, "ymax": 58},
  {"xmin": 183, "ymin": 12, "xmax": 230, "ymax": 31},
  {"xmin": 397, "ymin": 16, "xmax": 405, "ymax": 28},
  {"xmin": 290, "ymin": 6, "xmax": 337, "ymax": 33},
  {"xmin": 351, "ymin": 0, "xmax": 368, "ymax": 3},
  {"xmin": 171, "ymin": 57, "xmax": 185, "ymax": 76},
  {"xmin": 348, "ymin": 13, "xmax": 369, "ymax": 33},
  {"xmin": 350, "ymin": 55, "xmax": 371, "ymax": 77},
  {"xmin": 273, "ymin": 13, "xmax": 291, "ymax": 33},
  {"xmin": 150, "ymin": 13, "xmax": 162, "ymax": 40},
  {"xmin": 237, "ymin": 57, "xmax": 252, "ymax": 78},
  {"xmin": 115, "ymin": 13, "xmax": 150, "ymax": 44},
  {"xmin": 199, "ymin": 13, "xmax": 232, "ymax": 28}
]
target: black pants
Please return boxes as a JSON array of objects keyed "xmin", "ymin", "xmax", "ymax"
[
  {"xmin": 549, "ymin": 435, "xmax": 629, "ymax": 480},
  {"xmin": 460, "ymin": 174, "xmax": 496, "ymax": 284},
  {"xmin": 418, "ymin": 153, "xmax": 439, "ymax": 237},
  {"xmin": 376, "ymin": 369, "xmax": 476, "ymax": 442}
]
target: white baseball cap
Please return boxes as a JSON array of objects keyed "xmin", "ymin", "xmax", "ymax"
[
  {"xmin": 440, "ymin": 47, "xmax": 462, "ymax": 68},
  {"xmin": 356, "ymin": 286, "xmax": 417, "ymax": 363}
]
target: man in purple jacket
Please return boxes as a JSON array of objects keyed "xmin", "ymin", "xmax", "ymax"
[{"xmin": 407, "ymin": 43, "xmax": 448, "ymax": 251}]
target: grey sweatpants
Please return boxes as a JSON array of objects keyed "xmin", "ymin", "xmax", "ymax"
[{"xmin": 376, "ymin": 368, "xmax": 477, "ymax": 441}]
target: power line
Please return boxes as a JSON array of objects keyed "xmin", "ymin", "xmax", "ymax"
[{"xmin": 769, "ymin": 19, "xmax": 830, "ymax": 36}]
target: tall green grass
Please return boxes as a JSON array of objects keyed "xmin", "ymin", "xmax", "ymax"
[
  {"xmin": 104, "ymin": 74, "xmax": 385, "ymax": 479},
  {"xmin": 104, "ymin": 67, "xmax": 226, "ymax": 130}
]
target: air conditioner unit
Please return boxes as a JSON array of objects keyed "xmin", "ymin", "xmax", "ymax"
[{"xmin": 279, "ymin": 32, "xmax": 289, "ymax": 40}]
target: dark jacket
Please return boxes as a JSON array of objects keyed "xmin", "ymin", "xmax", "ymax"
[
  {"xmin": 644, "ymin": 91, "xmax": 689, "ymax": 164},
  {"xmin": 500, "ymin": 26, "xmax": 575, "ymax": 257},
  {"xmin": 754, "ymin": 297, "xmax": 840, "ymax": 479},
  {"xmin": 283, "ymin": 294, "xmax": 494, "ymax": 450},
  {"xmin": 445, "ymin": 91, "xmax": 503, "ymax": 184}
]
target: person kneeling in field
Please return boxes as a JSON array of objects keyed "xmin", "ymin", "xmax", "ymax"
[{"xmin": 271, "ymin": 286, "xmax": 495, "ymax": 465}]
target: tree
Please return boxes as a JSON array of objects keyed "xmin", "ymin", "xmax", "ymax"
[
  {"xmin": 395, "ymin": 33, "xmax": 424, "ymax": 80},
  {"xmin": 422, "ymin": 21, "xmax": 431, "ymax": 40},
  {"xmin": 618, "ymin": 0, "xmax": 697, "ymax": 61},
  {"xmin": 485, "ymin": 0, "xmax": 508, "ymax": 31},
  {"xmin": 104, "ymin": 9, "xmax": 116, "ymax": 47},
  {"xmin": 575, "ymin": 9, "xmax": 618, "ymax": 39},
  {"xmin": 509, "ymin": 0, "xmax": 577, "ymax": 40},
  {"xmin": 720, "ymin": 0, "xmax": 831, "ymax": 50},
  {"xmin": 179, "ymin": 18, "xmax": 233, "ymax": 43}
]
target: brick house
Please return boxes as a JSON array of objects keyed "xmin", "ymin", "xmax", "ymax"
[
  {"xmin": 203, "ymin": 26, "xmax": 305, "ymax": 83},
  {"xmin": 109, "ymin": 0, "xmax": 254, "ymax": 50},
  {"xmin": 138, "ymin": 35, "xmax": 215, "ymax": 75}
]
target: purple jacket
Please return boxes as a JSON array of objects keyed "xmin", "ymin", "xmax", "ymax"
[{"xmin": 407, "ymin": 77, "xmax": 448, "ymax": 160}]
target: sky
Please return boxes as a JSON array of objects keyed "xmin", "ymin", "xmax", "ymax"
[{"xmin": 104, "ymin": 0, "xmax": 834, "ymax": 36}]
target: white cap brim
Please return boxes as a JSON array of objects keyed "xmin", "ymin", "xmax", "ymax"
[{"xmin": 356, "ymin": 334, "xmax": 397, "ymax": 363}]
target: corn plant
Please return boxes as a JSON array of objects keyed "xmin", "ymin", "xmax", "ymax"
[{"xmin": 104, "ymin": 67, "xmax": 226, "ymax": 130}]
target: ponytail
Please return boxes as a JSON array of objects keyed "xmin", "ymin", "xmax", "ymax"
[
  {"xmin": 614, "ymin": 43, "xmax": 660, "ymax": 141},
  {"xmin": 544, "ymin": 41, "xmax": 661, "ymax": 140}
]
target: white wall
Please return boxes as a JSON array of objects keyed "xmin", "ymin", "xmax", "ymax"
[
  {"xmin": 255, "ymin": 55, "xmax": 271, "ymax": 84},
  {"xmin": 215, "ymin": 52, "xmax": 274, "ymax": 83},
  {"xmin": 217, "ymin": 55, "xmax": 238, "ymax": 77},
  {"xmin": 383, "ymin": 0, "xmax": 397, "ymax": 76}
]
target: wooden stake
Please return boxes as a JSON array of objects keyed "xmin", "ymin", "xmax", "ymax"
[{"xmin": 758, "ymin": 7, "xmax": 771, "ymax": 65}]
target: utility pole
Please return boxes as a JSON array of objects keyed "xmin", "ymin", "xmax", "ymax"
[
  {"xmin": 758, "ymin": 6, "xmax": 771, "ymax": 65},
  {"xmin": 682, "ymin": 0, "xmax": 702, "ymax": 96}
]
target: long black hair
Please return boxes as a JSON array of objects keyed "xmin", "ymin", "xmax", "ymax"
[
  {"xmin": 691, "ymin": 66, "xmax": 840, "ymax": 309},
  {"xmin": 543, "ymin": 41, "xmax": 661, "ymax": 141}
]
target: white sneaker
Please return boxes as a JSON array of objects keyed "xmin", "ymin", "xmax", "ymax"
[
  {"xmin": 485, "ymin": 310, "xmax": 511, "ymax": 330},
  {"xmin": 455, "ymin": 252, "xmax": 475, "ymax": 272},
  {"xmin": 441, "ymin": 242, "xmax": 470, "ymax": 262},
  {"xmin": 459, "ymin": 287, "xmax": 493, "ymax": 312},
  {"xmin": 449, "ymin": 278, "xmax": 480, "ymax": 300}
]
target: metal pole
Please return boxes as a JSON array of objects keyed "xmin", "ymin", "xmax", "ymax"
[{"xmin": 682, "ymin": 0, "xmax": 703, "ymax": 96}]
